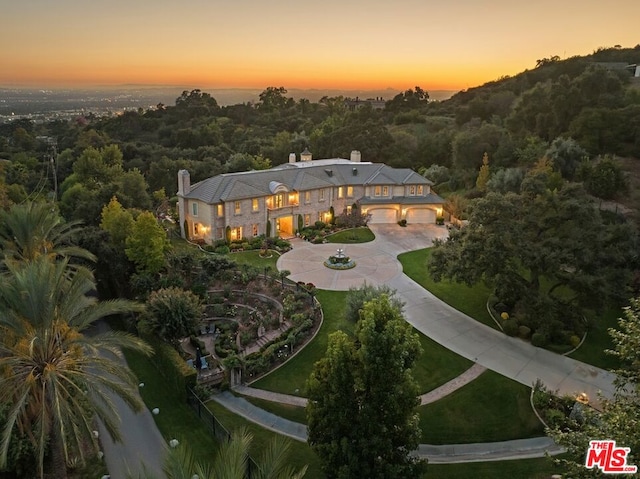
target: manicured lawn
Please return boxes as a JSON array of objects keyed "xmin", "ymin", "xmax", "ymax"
[
  {"xmin": 325, "ymin": 227, "xmax": 375, "ymax": 243},
  {"xmin": 251, "ymin": 290, "xmax": 352, "ymax": 395},
  {"xmin": 425, "ymin": 457, "xmax": 563, "ymax": 479},
  {"xmin": 123, "ymin": 349, "xmax": 218, "ymax": 466},
  {"xmin": 412, "ymin": 333, "xmax": 473, "ymax": 393},
  {"xmin": 229, "ymin": 249, "xmax": 279, "ymax": 270},
  {"xmin": 418, "ymin": 370, "xmax": 543, "ymax": 444},
  {"xmin": 570, "ymin": 305, "xmax": 624, "ymax": 370},
  {"xmin": 252, "ymin": 289, "xmax": 473, "ymax": 396},
  {"xmin": 209, "ymin": 399, "xmax": 560, "ymax": 479},
  {"xmin": 241, "ymin": 396, "xmax": 308, "ymax": 425},
  {"xmin": 207, "ymin": 400, "xmax": 325, "ymax": 479},
  {"xmin": 398, "ymin": 248, "xmax": 496, "ymax": 329}
]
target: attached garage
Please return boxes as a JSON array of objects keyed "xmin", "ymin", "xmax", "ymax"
[
  {"xmin": 368, "ymin": 208, "xmax": 397, "ymax": 224},
  {"xmin": 406, "ymin": 208, "xmax": 436, "ymax": 224}
]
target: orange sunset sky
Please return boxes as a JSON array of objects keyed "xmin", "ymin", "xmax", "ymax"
[{"xmin": 1, "ymin": 0, "xmax": 639, "ymax": 91}]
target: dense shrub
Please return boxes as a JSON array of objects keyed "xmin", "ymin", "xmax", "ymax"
[
  {"xmin": 503, "ymin": 318, "xmax": 519, "ymax": 336},
  {"xmin": 531, "ymin": 332, "xmax": 548, "ymax": 347}
]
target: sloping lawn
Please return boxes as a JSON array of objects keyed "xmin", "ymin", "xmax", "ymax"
[
  {"xmin": 398, "ymin": 248, "xmax": 496, "ymax": 329},
  {"xmin": 251, "ymin": 290, "xmax": 352, "ymax": 396},
  {"xmin": 123, "ymin": 349, "xmax": 218, "ymax": 465},
  {"xmin": 570, "ymin": 306, "xmax": 624, "ymax": 370},
  {"xmin": 252, "ymin": 289, "xmax": 473, "ymax": 396},
  {"xmin": 207, "ymin": 400, "xmax": 324, "ymax": 479},
  {"xmin": 418, "ymin": 370, "xmax": 543, "ymax": 444},
  {"xmin": 325, "ymin": 227, "xmax": 375, "ymax": 243},
  {"xmin": 229, "ymin": 249, "xmax": 279, "ymax": 270}
]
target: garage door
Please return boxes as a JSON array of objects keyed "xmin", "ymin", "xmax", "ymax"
[
  {"xmin": 368, "ymin": 208, "xmax": 397, "ymax": 224},
  {"xmin": 406, "ymin": 208, "xmax": 436, "ymax": 224}
]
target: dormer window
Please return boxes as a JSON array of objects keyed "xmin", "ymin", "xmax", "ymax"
[{"xmin": 417, "ymin": 185, "xmax": 423, "ymax": 195}]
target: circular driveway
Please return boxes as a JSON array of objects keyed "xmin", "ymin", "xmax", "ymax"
[{"xmin": 277, "ymin": 224, "xmax": 449, "ymax": 291}]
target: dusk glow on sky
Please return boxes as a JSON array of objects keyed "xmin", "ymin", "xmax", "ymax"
[{"xmin": 2, "ymin": 0, "xmax": 639, "ymax": 91}]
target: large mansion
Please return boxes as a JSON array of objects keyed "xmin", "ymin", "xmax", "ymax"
[{"xmin": 177, "ymin": 150, "xmax": 444, "ymax": 243}]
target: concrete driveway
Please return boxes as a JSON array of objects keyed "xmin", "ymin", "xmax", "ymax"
[
  {"xmin": 277, "ymin": 223, "xmax": 616, "ymax": 402},
  {"xmin": 277, "ymin": 224, "xmax": 447, "ymax": 290}
]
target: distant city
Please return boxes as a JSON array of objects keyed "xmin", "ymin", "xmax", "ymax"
[{"xmin": 0, "ymin": 86, "xmax": 458, "ymax": 123}]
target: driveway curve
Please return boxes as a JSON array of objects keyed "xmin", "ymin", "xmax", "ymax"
[{"xmin": 277, "ymin": 224, "xmax": 616, "ymax": 402}]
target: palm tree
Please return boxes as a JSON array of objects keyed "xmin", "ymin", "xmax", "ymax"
[
  {"xmin": 163, "ymin": 427, "xmax": 307, "ymax": 479},
  {"xmin": 0, "ymin": 257, "xmax": 151, "ymax": 479},
  {"xmin": 0, "ymin": 201, "xmax": 95, "ymax": 267}
]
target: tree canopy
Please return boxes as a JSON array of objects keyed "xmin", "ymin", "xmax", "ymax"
[{"xmin": 307, "ymin": 295, "xmax": 425, "ymax": 479}]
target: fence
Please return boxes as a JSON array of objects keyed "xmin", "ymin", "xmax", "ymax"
[{"xmin": 186, "ymin": 387, "xmax": 259, "ymax": 477}]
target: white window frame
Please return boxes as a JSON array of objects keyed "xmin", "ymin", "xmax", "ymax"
[
  {"xmin": 374, "ymin": 186, "xmax": 381, "ymax": 197},
  {"xmin": 417, "ymin": 185, "xmax": 424, "ymax": 195},
  {"xmin": 192, "ymin": 202, "xmax": 198, "ymax": 216},
  {"xmin": 382, "ymin": 186, "xmax": 389, "ymax": 196},
  {"xmin": 319, "ymin": 189, "xmax": 325, "ymax": 201}
]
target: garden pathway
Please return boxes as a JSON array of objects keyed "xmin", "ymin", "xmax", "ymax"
[
  {"xmin": 212, "ymin": 391, "xmax": 564, "ymax": 463},
  {"xmin": 234, "ymin": 362, "xmax": 487, "ymax": 407}
]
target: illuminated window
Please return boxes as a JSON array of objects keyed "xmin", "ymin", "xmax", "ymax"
[
  {"xmin": 304, "ymin": 191, "xmax": 311, "ymax": 203},
  {"xmin": 337, "ymin": 186, "xmax": 344, "ymax": 199},
  {"xmin": 193, "ymin": 223, "xmax": 200, "ymax": 235},
  {"xmin": 252, "ymin": 198, "xmax": 259, "ymax": 212},
  {"xmin": 347, "ymin": 186, "xmax": 353, "ymax": 197},
  {"xmin": 234, "ymin": 201, "xmax": 241, "ymax": 214},
  {"xmin": 417, "ymin": 185, "xmax": 424, "ymax": 195},
  {"xmin": 319, "ymin": 189, "xmax": 325, "ymax": 201},
  {"xmin": 374, "ymin": 186, "xmax": 381, "ymax": 197},
  {"xmin": 191, "ymin": 202, "xmax": 198, "ymax": 216},
  {"xmin": 382, "ymin": 186, "xmax": 389, "ymax": 196},
  {"xmin": 274, "ymin": 194, "xmax": 284, "ymax": 208},
  {"xmin": 217, "ymin": 204, "xmax": 224, "ymax": 216},
  {"xmin": 252, "ymin": 224, "xmax": 258, "ymax": 236},
  {"xmin": 231, "ymin": 227, "xmax": 242, "ymax": 240},
  {"xmin": 304, "ymin": 214, "xmax": 310, "ymax": 226},
  {"xmin": 346, "ymin": 205, "xmax": 352, "ymax": 214},
  {"xmin": 409, "ymin": 186, "xmax": 416, "ymax": 196}
]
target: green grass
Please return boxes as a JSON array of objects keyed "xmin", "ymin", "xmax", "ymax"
[
  {"xmin": 425, "ymin": 456, "xmax": 563, "ymax": 479},
  {"xmin": 412, "ymin": 333, "xmax": 473, "ymax": 393},
  {"xmin": 325, "ymin": 227, "xmax": 375, "ymax": 243},
  {"xmin": 209, "ymin": 399, "xmax": 560, "ymax": 479},
  {"xmin": 241, "ymin": 396, "xmax": 309, "ymax": 425},
  {"xmin": 251, "ymin": 290, "xmax": 352, "ymax": 395},
  {"xmin": 418, "ymin": 371, "xmax": 543, "ymax": 444},
  {"xmin": 252, "ymin": 289, "xmax": 472, "ymax": 396},
  {"xmin": 228, "ymin": 249, "xmax": 279, "ymax": 270},
  {"xmin": 399, "ymin": 248, "xmax": 496, "ymax": 329},
  {"xmin": 207, "ymin": 400, "xmax": 325, "ymax": 479},
  {"xmin": 570, "ymin": 306, "xmax": 624, "ymax": 370},
  {"xmin": 123, "ymin": 349, "xmax": 218, "ymax": 465}
]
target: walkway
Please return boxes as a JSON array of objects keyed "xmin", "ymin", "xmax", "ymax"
[
  {"xmin": 234, "ymin": 362, "xmax": 487, "ymax": 407},
  {"xmin": 212, "ymin": 392, "xmax": 564, "ymax": 463}
]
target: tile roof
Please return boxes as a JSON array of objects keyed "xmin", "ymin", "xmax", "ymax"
[{"xmin": 182, "ymin": 159, "xmax": 435, "ymax": 204}]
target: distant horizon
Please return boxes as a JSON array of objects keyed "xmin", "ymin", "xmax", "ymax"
[{"xmin": 3, "ymin": 1, "xmax": 638, "ymax": 93}]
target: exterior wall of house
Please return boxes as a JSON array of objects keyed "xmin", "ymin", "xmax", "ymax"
[{"xmin": 178, "ymin": 166, "xmax": 442, "ymax": 244}]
